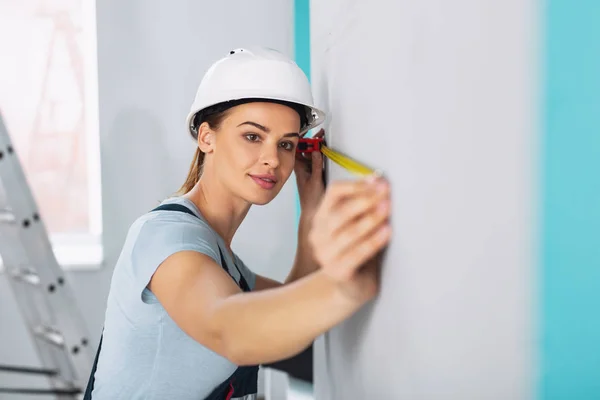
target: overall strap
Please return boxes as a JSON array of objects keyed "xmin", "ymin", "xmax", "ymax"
[
  {"xmin": 151, "ymin": 203, "xmax": 198, "ymax": 217},
  {"xmin": 217, "ymin": 247, "xmax": 251, "ymax": 293},
  {"xmin": 82, "ymin": 335, "xmax": 102, "ymax": 399}
]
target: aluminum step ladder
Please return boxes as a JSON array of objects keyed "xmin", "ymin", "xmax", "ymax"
[{"xmin": 0, "ymin": 111, "xmax": 93, "ymax": 398}]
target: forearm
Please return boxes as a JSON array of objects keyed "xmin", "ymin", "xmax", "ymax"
[
  {"xmin": 285, "ymin": 215, "xmax": 319, "ymax": 284},
  {"xmin": 212, "ymin": 270, "xmax": 361, "ymax": 365},
  {"xmin": 285, "ymin": 243, "xmax": 318, "ymax": 284}
]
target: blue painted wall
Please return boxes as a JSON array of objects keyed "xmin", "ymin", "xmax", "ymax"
[
  {"xmin": 293, "ymin": 0, "xmax": 311, "ymax": 223},
  {"xmin": 541, "ymin": 0, "xmax": 600, "ymax": 398},
  {"xmin": 294, "ymin": 0, "xmax": 311, "ymax": 81}
]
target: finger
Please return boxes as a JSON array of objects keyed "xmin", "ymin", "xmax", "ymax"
[
  {"xmin": 294, "ymin": 153, "xmax": 308, "ymax": 169},
  {"xmin": 332, "ymin": 198, "xmax": 391, "ymax": 257},
  {"xmin": 334, "ymin": 223, "xmax": 392, "ymax": 281},
  {"xmin": 319, "ymin": 181, "xmax": 365, "ymax": 211},
  {"xmin": 294, "ymin": 152, "xmax": 312, "ymax": 173},
  {"xmin": 328, "ymin": 188, "xmax": 390, "ymax": 235},
  {"xmin": 310, "ymin": 151, "xmax": 323, "ymax": 178},
  {"xmin": 320, "ymin": 175, "xmax": 385, "ymax": 211},
  {"xmin": 313, "ymin": 198, "xmax": 389, "ymax": 271},
  {"xmin": 295, "ymin": 150, "xmax": 311, "ymax": 162},
  {"xmin": 314, "ymin": 128, "xmax": 325, "ymax": 138}
]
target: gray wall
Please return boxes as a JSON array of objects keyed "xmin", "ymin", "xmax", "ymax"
[
  {"xmin": 0, "ymin": 0, "xmax": 296, "ymax": 396},
  {"xmin": 311, "ymin": 0, "xmax": 537, "ymax": 398}
]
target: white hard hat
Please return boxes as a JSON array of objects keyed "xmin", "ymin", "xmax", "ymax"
[{"xmin": 186, "ymin": 47, "xmax": 326, "ymax": 139}]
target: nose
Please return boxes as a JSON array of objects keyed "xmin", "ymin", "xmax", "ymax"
[{"xmin": 260, "ymin": 144, "xmax": 280, "ymax": 169}]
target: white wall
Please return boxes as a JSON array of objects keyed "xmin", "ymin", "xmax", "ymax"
[
  {"xmin": 311, "ymin": 0, "xmax": 538, "ymax": 398},
  {"xmin": 96, "ymin": 0, "xmax": 297, "ymax": 287},
  {"xmin": 0, "ymin": 0, "xmax": 296, "ymax": 397}
]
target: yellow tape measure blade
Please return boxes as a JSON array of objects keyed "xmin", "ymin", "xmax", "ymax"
[{"xmin": 321, "ymin": 145, "xmax": 375, "ymax": 176}]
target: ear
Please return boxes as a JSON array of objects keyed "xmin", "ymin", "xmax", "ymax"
[{"xmin": 197, "ymin": 122, "xmax": 215, "ymax": 153}]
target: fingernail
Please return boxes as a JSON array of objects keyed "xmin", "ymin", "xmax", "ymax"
[{"xmin": 364, "ymin": 176, "xmax": 377, "ymax": 185}]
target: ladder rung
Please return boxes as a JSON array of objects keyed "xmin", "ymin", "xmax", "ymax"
[
  {"xmin": 11, "ymin": 268, "xmax": 41, "ymax": 286},
  {"xmin": 34, "ymin": 326, "xmax": 65, "ymax": 348},
  {"xmin": 0, "ymin": 208, "xmax": 15, "ymax": 224},
  {"xmin": 0, "ymin": 364, "xmax": 57, "ymax": 376}
]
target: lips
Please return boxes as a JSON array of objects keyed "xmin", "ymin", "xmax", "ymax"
[{"xmin": 250, "ymin": 174, "xmax": 277, "ymax": 190}]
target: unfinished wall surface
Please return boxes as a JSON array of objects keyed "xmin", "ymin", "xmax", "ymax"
[{"xmin": 311, "ymin": 0, "xmax": 537, "ymax": 398}]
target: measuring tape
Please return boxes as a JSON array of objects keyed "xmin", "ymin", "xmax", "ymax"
[{"xmin": 297, "ymin": 137, "xmax": 375, "ymax": 177}]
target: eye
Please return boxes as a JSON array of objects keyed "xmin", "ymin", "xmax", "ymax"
[
  {"xmin": 245, "ymin": 133, "xmax": 260, "ymax": 142},
  {"xmin": 279, "ymin": 141, "xmax": 295, "ymax": 151}
]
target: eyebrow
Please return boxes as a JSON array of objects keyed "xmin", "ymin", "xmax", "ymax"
[{"xmin": 237, "ymin": 121, "xmax": 300, "ymax": 138}]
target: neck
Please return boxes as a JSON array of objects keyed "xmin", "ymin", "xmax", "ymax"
[{"xmin": 183, "ymin": 174, "xmax": 251, "ymax": 249}]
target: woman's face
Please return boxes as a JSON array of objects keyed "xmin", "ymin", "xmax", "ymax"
[{"xmin": 205, "ymin": 102, "xmax": 301, "ymax": 205}]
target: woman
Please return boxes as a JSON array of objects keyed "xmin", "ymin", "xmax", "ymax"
[{"xmin": 88, "ymin": 47, "xmax": 391, "ymax": 400}]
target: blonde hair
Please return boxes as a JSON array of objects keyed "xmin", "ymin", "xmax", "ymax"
[
  {"xmin": 176, "ymin": 148, "xmax": 205, "ymax": 195},
  {"xmin": 175, "ymin": 108, "xmax": 230, "ymax": 195}
]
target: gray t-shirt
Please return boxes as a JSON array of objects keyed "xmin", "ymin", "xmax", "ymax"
[{"xmin": 92, "ymin": 197, "xmax": 256, "ymax": 399}]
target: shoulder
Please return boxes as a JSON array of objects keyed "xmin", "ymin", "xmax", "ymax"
[{"xmin": 132, "ymin": 198, "xmax": 222, "ymax": 264}]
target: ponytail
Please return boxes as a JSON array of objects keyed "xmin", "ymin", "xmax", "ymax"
[{"xmin": 176, "ymin": 148, "xmax": 205, "ymax": 195}]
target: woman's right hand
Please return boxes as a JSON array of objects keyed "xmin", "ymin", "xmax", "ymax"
[{"xmin": 308, "ymin": 175, "xmax": 392, "ymax": 304}]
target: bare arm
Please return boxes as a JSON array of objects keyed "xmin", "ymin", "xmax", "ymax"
[
  {"xmin": 149, "ymin": 177, "xmax": 391, "ymax": 366},
  {"xmin": 148, "ymin": 250, "xmax": 362, "ymax": 366},
  {"xmin": 253, "ymin": 274, "xmax": 282, "ymax": 290}
]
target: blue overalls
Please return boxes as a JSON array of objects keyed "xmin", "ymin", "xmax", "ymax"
[{"xmin": 83, "ymin": 204, "xmax": 259, "ymax": 400}]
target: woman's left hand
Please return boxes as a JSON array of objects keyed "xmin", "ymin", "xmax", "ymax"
[
  {"xmin": 294, "ymin": 129, "xmax": 326, "ymax": 218},
  {"xmin": 286, "ymin": 129, "xmax": 325, "ymax": 282}
]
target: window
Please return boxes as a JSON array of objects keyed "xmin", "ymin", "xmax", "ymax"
[{"xmin": 0, "ymin": 0, "xmax": 102, "ymax": 268}]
